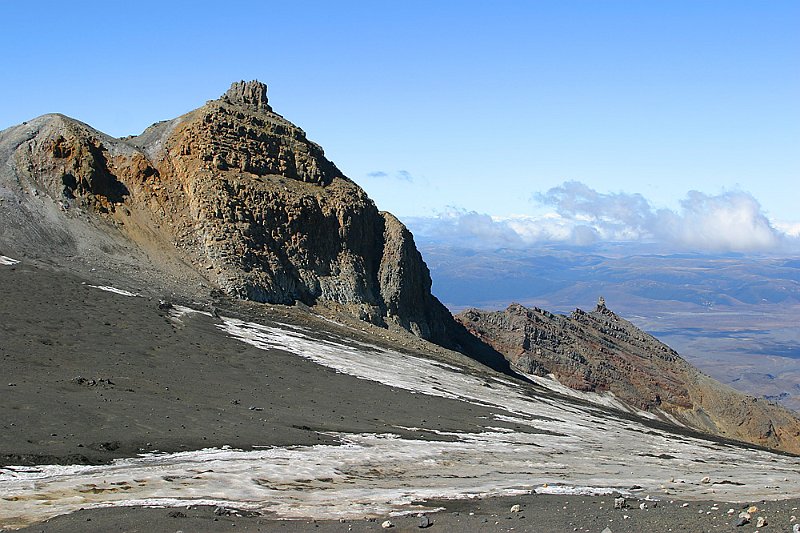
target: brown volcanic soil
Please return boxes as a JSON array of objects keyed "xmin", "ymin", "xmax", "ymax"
[
  {"xmin": 3, "ymin": 81, "xmax": 800, "ymax": 532},
  {"xmin": 4, "ymin": 80, "xmax": 795, "ymax": 456},
  {"xmin": 0, "ymin": 81, "xmax": 455, "ymax": 346}
]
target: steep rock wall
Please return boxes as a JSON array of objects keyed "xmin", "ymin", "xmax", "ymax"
[{"xmin": 0, "ymin": 81, "xmax": 453, "ymax": 342}]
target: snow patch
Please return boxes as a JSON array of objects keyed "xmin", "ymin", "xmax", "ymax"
[
  {"xmin": 0, "ymin": 255, "xmax": 20, "ymax": 266},
  {"xmin": 169, "ymin": 305, "xmax": 213, "ymax": 320},
  {"xmin": 521, "ymin": 372, "xmax": 658, "ymax": 419},
  {"xmin": 88, "ymin": 285, "xmax": 140, "ymax": 297},
  {"xmin": 536, "ymin": 485, "xmax": 626, "ymax": 496},
  {"xmin": 0, "ymin": 432, "xmax": 627, "ymax": 529}
]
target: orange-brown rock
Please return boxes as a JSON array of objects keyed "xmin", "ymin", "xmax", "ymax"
[
  {"xmin": 0, "ymin": 81, "xmax": 453, "ymax": 342},
  {"xmin": 456, "ymin": 300, "xmax": 800, "ymax": 454}
]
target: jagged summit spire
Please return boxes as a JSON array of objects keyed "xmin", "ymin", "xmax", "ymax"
[
  {"xmin": 596, "ymin": 295, "xmax": 613, "ymax": 315},
  {"xmin": 222, "ymin": 80, "xmax": 272, "ymax": 112}
]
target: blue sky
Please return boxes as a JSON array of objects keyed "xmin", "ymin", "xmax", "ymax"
[{"xmin": 1, "ymin": 1, "xmax": 798, "ymax": 249}]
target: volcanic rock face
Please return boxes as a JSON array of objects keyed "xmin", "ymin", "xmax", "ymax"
[
  {"xmin": 458, "ymin": 301, "xmax": 692, "ymax": 409},
  {"xmin": 0, "ymin": 81, "xmax": 452, "ymax": 341},
  {"xmin": 456, "ymin": 300, "xmax": 800, "ymax": 454}
]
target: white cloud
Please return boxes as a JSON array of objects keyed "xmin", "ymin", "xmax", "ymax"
[
  {"xmin": 405, "ymin": 182, "xmax": 800, "ymax": 253},
  {"xmin": 406, "ymin": 208, "xmax": 524, "ymax": 248},
  {"xmin": 654, "ymin": 190, "xmax": 780, "ymax": 251},
  {"xmin": 774, "ymin": 221, "xmax": 800, "ymax": 238}
]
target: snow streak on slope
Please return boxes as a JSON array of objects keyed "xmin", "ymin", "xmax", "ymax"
[
  {"xmin": 87, "ymin": 285, "xmax": 140, "ymax": 297},
  {"xmin": 518, "ymin": 372, "xmax": 688, "ymax": 426},
  {"xmin": 1, "ymin": 313, "xmax": 800, "ymax": 530},
  {"xmin": 0, "ymin": 255, "xmax": 19, "ymax": 266}
]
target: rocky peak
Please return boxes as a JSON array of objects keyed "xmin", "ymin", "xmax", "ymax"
[
  {"xmin": 455, "ymin": 303, "xmax": 800, "ymax": 454},
  {"xmin": 0, "ymin": 80, "xmax": 456, "ymax": 344},
  {"xmin": 172, "ymin": 80, "xmax": 337, "ymax": 185},
  {"xmin": 221, "ymin": 80, "xmax": 272, "ymax": 113}
]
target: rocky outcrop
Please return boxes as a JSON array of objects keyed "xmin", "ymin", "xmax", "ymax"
[
  {"xmin": 457, "ymin": 300, "xmax": 693, "ymax": 410},
  {"xmin": 456, "ymin": 299, "xmax": 800, "ymax": 454},
  {"xmin": 0, "ymin": 81, "xmax": 453, "ymax": 342}
]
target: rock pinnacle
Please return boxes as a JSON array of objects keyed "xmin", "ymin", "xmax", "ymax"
[{"xmin": 223, "ymin": 80, "xmax": 272, "ymax": 112}]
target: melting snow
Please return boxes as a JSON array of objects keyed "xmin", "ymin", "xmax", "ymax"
[
  {"xmin": 169, "ymin": 304, "xmax": 213, "ymax": 321},
  {"xmin": 521, "ymin": 372, "xmax": 658, "ymax": 419},
  {"xmin": 2, "ymin": 312, "xmax": 799, "ymax": 530},
  {"xmin": 0, "ymin": 255, "xmax": 20, "ymax": 266}
]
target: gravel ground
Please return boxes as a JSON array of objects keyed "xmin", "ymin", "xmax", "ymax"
[
  {"xmin": 14, "ymin": 494, "xmax": 800, "ymax": 533},
  {"xmin": 0, "ymin": 263, "xmax": 504, "ymax": 467}
]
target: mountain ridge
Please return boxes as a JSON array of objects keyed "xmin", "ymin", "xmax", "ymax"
[
  {"xmin": 456, "ymin": 299, "xmax": 800, "ymax": 453},
  {"xmin": 1, "ymin": 80, "xmax": 799, "ymax": 454}
]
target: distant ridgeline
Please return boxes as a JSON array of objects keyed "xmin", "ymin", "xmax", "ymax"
[{"xmin": 457, "ymin": 298, "xmax": 800, "ymax": 454}]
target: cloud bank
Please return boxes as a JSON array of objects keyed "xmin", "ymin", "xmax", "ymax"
[{"xmin": 406, "ymin": 181, "xmax": 798, "ymax": 253}]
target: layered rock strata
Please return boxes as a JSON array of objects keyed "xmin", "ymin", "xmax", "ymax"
[
  {"xmin": 3, "ymin": 80, "xmax": 799, "ymax": 454},
  {"xmin": 456, "ymin": 300, "xmax": 800, "ymax": 454},
  {"xmin": 0, "ymin": 81, "xmax": 452, "ymax": 341}
]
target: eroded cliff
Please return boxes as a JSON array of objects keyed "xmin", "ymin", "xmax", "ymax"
[
  {"xmin": 0, "ymin": 81, "xmax": 453, "ymax": 341},
  {"xmin": 456, "ymin": 300, "xmax": 800, "ymax": 454}
]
